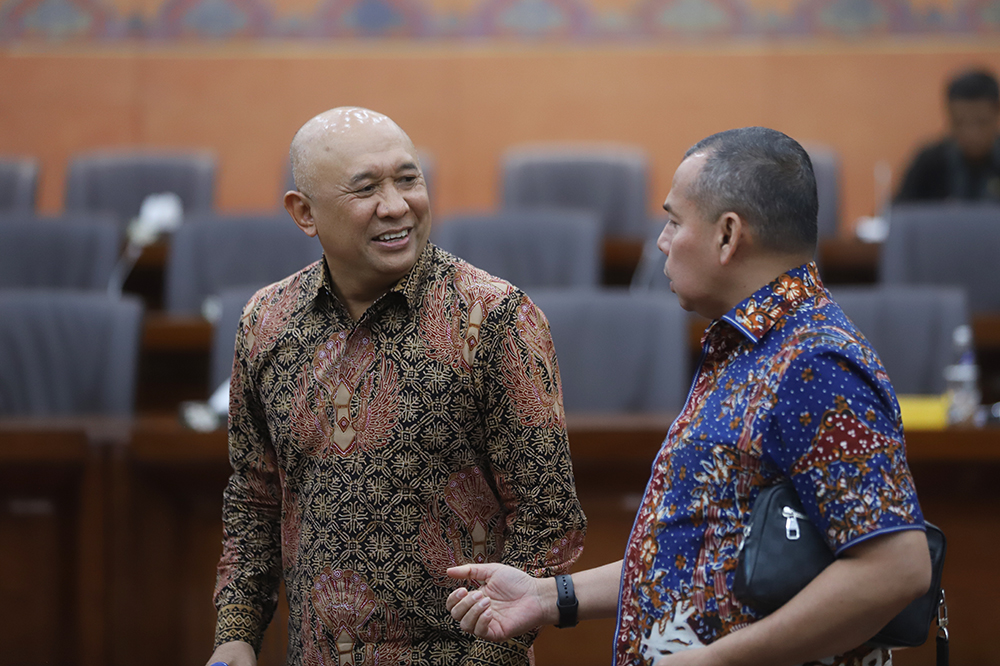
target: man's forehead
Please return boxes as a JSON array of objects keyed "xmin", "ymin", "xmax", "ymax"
[
  {"xmin": 311, "ymin": 121, "xmax": 414, "ymax": 168},
  {"xmin": 672, "ymin": 153, "xmax": 707, "ymax": 191},
  {"xmin": 310, "ymin": 107, "xmax": 395, "ymax": 134},
  {"xmin": 297, "ymin": 108, "xmax": 411, "ymax": 158}
]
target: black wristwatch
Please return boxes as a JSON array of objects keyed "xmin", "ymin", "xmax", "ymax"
[{"xmin": 554, "ymin": 574, "xmax": 579, "ymax": 628}]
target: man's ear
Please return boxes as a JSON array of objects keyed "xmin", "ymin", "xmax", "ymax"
[
  {"xmin": 716, "ymin": 212, "xmax": 746, "ymax": 265},
  {"xmin": 284, "ymin": 191, "xmax": 318, "ymax": 238}
]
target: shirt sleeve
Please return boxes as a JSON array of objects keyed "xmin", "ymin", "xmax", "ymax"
[
  {"xmin": 475, "ymin": 291, "xmax": 587, "ymax": 572},
  {"xmin": 766, "ymin": 349, "xmax": 924, "ymax": 555},
  {"xmin": 212, "ymin": 298, "xmax": 283, "ymax": 652},
  {"xmin": 463, "ymin": 291, "xmax": 587, "ymax": 664}
]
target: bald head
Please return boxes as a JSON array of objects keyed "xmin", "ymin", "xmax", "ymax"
[{"xmin": 290, "ymin": 107, "xmax": 417, "ymax": 197}]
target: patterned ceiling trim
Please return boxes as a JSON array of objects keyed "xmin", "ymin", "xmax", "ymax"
[{"xmin": 2, "ymin": 0, "xmax": 1000, "ymax": 39}]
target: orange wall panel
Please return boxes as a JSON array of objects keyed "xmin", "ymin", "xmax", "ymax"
[{"xmin": 3, "ymin": 43, "xmax": 1000, "ymax": 232}]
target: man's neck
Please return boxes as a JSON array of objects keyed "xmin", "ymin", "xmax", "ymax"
[
  {"xmin": 326, "ymin": 267, "xmax": 400, "ymax": 323},
  {"xmin": 715, "ymin": 253, "xmax": 813, "ymax": 319}
]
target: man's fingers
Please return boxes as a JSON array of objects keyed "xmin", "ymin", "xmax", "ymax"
[
  {"xmin": 458, "ymin": 591, "xmax": 491, "ymax": 634},
  {"xmin": 447, "ymin": 565, "xmax": 473, "ymax": 579},
  {"xmin": 450, "ymin": 588, "xmax": 484, "ymax": 622},
  {"xmin": 446, "ymin": 587, "xmax": 468, "ymax": 613},
  {"xmin": 474, "ymin": 603, "xmax": 494, "ymax": 639},
  {"xmin": 446, "ymin": 562, "xmax": 498, "ymax": 582}
]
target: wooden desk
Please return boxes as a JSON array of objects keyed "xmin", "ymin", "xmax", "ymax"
[
  {"xmin": 6, "ymin": 414, "xmax": 991, "ymax": 666},
  {"xmin": 818, "ymin": 237, "xmax": 882, "ymax": 284},
  {"xmin": 0, "ymin": 418, "xmax": 127, "ymax": 666},
  {"xmin": 114, "ymin": 416, "xmax": 1000, "ymax": 666},
  {"xmin": 142, "ymin": 312, "xmax": 213, "ymax": 352}
]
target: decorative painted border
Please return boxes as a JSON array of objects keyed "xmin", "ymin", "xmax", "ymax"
[{"xmin": 2, "ymin": 0, "xmax": 1000, "ymax": 40}]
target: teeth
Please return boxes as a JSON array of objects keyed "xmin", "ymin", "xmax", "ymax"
[{"xmin": 377, "ymin": 230, "xmax": 408, "ymax": 241}]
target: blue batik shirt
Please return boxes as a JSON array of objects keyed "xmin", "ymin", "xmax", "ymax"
[{"xmin": 614, "ymin": 262, "xmax": 925, "ymax": 666}]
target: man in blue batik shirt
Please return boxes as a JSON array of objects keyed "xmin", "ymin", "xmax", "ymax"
[{"xmin": 444, "ymin": 127, "xmax": 932, "ymax": 666}]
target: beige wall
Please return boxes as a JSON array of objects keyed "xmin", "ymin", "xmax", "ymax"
[{"xmin": 3, "ymin": 41, "xmax": 1000, "ymax": 233}]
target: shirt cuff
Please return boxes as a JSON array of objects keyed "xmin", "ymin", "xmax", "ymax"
[
  {"xmin": 214, "ymin": 603, "xmax": 266, "ymax": 653},
  {"xmin": 461, "ymin": 637, "xmax": 533, "ymax": 666}
]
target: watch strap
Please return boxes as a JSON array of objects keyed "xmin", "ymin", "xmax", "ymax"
[{"xmin": 554, "ymin": 573, "xmax": 579, "ymax": 628}]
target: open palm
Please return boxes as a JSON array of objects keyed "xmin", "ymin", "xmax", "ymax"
[{"xmin": 446, "ymin": 563, "xmax": 550, "ymax": 642}]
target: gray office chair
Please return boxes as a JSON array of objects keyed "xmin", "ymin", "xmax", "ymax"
[
  {"xmin": 0, "ymin": 214, "xmax": 122, "ymax": 290},
  {"xmin": 501, "ymin": 144, "xmax": 650, "ymax": 241},
  {"xmin": 163, "ymin": 213, "xmax": 322, "ymax": 315},
  {"xmin": 209, "ymin": 284, "xmax": 262, "ymax": 392},
  {"xmin": 804, "ymin": 144, "xmax": 842, "ymax": 240},
  {"xmin": 830, "ymin": 285, "xmax": 969, "ymax": 395},
  {"xmin": 0, "ymin": 157, "xmax": 39, "ymax": 212},
  {"xmin": 529, "ymin": 288, "xmax": 690, "ymax": 413},
  {"xmin": 879, "ymin": 203, "xmax": 1000, "ymax": 313},
  {"xmin": 433, "ymin": 210, "xmax": 602, "ymax": 289},
  {"xmin": 64, "ymin": 150, "xmax": 216, "ymax": 226},
  {"xmin": 0, "ymin": 290, "xmax": 144, "ymax": 415}
]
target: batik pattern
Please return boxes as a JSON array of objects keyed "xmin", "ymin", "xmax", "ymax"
[
  {"xmin": 214, "ymin": 244, "xmax": 586, "ymax": 665},
  {"xmin": 615, "ymin": 261, "xmax": 924, "ymax": 666}
]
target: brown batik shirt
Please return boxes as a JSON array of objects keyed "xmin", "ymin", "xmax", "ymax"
[{"xmin": 213, "ymin": 243, "xmax": 587, "ymax": 665}]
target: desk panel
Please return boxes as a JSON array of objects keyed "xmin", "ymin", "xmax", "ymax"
[{"xmin": 3, "ymin": 417, "xmax": 995, "ymax": 665}]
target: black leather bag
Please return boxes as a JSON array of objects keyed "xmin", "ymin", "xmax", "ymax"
[{"xmin": 734, "ymin": 481, "xmax": 948, "ymax": 651}]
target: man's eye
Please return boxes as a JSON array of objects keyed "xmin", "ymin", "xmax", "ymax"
[
  {"xmin": 399, "ymin": 175, "xmax": 418, "ymax": 186},
  {"xmin": 358, "ymin": 184, "xmax": 377, "ymax": 194}
]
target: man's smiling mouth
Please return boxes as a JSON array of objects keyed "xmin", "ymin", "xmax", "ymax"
[{"xmin": 376, "ymin": 229, "xmax": 409, "ymax": 241}]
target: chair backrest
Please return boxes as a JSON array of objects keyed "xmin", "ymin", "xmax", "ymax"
[
  {"xmin": 0, "ymin": 157, "xmax": 39, "ymax": 212},
  {"xmin": 0, "ymin": 290, "xmax": 144, "ymax": 415},
  {"xmin": 528, "ymin": 288, "xmax": 690, "ymax": 413},
  {"xmin": 433, "ymin": 210, "xmax": 602, "ymax": 289},
  {"xmin": 879, "ymin": 203, "xmax": 1000, "ymax": 313},
  {"xmin": 501, "ymin": 144, "xmax": 650, "ymax": 240},
  {"xmin": 0, "ymin": 214, "xmax": 122, "ymax": 290},
  {"xmin": 64, "ymin": 150, "xmax": 216, "ymax": 226},
  {"xmin": 209, "ymin": 285, "xmax": 262, "ymax": 391},
  {"xmin": 804, "ymin": 144, "xmax": 842, "ymax": 240},
  {"xmin": 164, "ymin": 213, "xmax": 322, "ymax": 315},
  {"xmin": 830, "ymin": 285, "xmax": 969, "ymax": 395}
]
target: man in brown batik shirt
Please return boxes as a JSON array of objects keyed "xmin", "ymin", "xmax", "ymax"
[{"xmin": 204, "ymin": 107, "xmax": 587, "ymax": 666}]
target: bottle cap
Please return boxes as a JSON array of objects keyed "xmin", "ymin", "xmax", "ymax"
[{"xmin": 953, "ymin": 325, "xmax": 973, "ymax": 348}]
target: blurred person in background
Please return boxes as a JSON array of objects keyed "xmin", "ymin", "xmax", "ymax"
[{"xmin": 896, "ymin": 68, "xmax": 1000, "ymax": 202}]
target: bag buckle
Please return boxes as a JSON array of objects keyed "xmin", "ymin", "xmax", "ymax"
[{"xmin": 937, "ymin": 589, "xmax": 949, "ymax": 640}]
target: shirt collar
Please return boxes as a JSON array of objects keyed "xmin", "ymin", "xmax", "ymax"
[
  {"xmin": 386, "ymin": 241, "xmax": 436, "ymax": 311},
  {"xmin": 299, "ymin": 241, "xmax": 437, "ymax": 315},
  {"xmin": 717, "ymin": 261, "xmax": 825, "ymax": 344}
]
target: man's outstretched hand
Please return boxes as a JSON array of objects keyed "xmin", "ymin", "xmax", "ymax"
[{"xmin": 446, "ymin": 563, "xmax": 555, "ymax": 642}]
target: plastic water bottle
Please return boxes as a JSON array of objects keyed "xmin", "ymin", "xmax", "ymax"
[{"xmin": 943, "ymin": 324, "xmax": 982, "ymax": 426}]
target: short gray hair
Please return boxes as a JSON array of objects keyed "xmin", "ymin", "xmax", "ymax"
[{"xmin": 684, "ymin": 127, "xmax": 818, "ymax": 254}]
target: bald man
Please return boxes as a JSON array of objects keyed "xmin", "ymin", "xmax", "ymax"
[{"xmin": 206, "ymin": 108, "xmax": 586, "ymax": 666}]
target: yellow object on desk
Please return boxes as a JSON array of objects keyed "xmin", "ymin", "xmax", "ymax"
[{"xmin": 897, "ymin": 394, "xmax": 950, "ymax": 431}]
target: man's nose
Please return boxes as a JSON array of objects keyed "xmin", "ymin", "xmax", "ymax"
[
  {"xmin": 377, "ymin": 185, "xmax": 409, "ymax": 218},
  {"xmin": 657, "ymin": 229, "xmax": 672, "ymax": 255}
]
